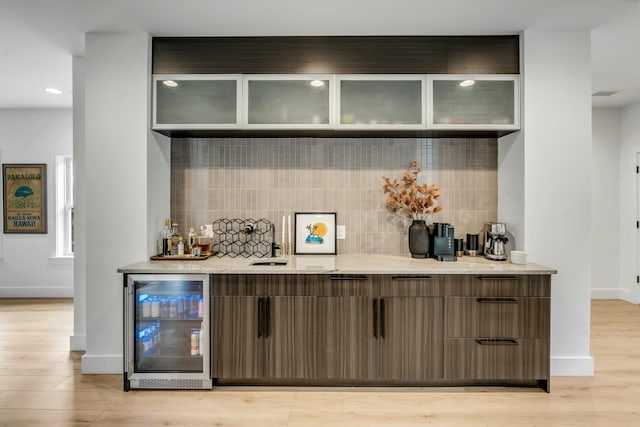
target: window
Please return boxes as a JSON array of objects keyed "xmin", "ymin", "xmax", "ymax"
[{"xmin": 56, "ymin": 155, "xmax": 73, "ymax": 257}]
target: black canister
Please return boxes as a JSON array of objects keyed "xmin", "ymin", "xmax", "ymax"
[
  {"xmin": 454, "ymin": 238, "xmax": 464, "ymax": 257},
  {"xmin": 466, "ymin": 233, "xmax": 479, "ymax": 256}
]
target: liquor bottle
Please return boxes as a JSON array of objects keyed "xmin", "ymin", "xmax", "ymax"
[
  {"xmin": 162, "ymin": 219, "xmax": 171, "ymax": 255},
  {"xmin": 187, "ymin": 228, "xmax": 196, "ymax": 254},
  {"xmin": 177, "ymin": 237, "xmax": 185, "ymax": 255},
  {"xmin": 170, "ymin": 222, "xmax": 180, "ymax": 255},
  {"xmin": 197, "ymin": 225, "xmax": 211, "ymax": 253}
]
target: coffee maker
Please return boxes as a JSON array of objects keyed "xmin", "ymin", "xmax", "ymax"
[
  {"xmin": 431, "ymin": 223, "xmax": 456, "ymax": 262},
  {"xmin": 484, "ymin": 222, "xmax": 508, "ymax": 261}
]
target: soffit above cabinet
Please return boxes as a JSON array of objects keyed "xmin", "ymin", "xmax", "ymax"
[{"xmin": 152, "ymin": 36, "xmax": 519, "ymax": 75}]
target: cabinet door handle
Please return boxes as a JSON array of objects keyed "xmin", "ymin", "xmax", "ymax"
[
  {"xmin": 476, "ymin": 297, "xmax": 519, "ymax": 304},
  {"xmin": 257, "ymin": 298, "xmax": 264, "ymax": 338},
  {"xmin": 477, "ymin": 276, "xmax": 518, "ymax": 281},
  {"xmin": 380, "ymin": 298, "xmax": 386, "ymax": 339},
  {"xmin": 265, "ymin": 297, "xmax": 271, "ymax": 338},
  {"xmin": 373, "ymin": 299, "xmax": 379, "ymax": 339},
  {"xmin": 391, "ymin": 275, "xmax": 432, "ymax": 280},
  {"xmin": 476, "ymin": 338, "xmax": 519, "ymax": 346},
  {"xmin": 329, "ymin": 274, "xmax": 369, "ymax": 281}
]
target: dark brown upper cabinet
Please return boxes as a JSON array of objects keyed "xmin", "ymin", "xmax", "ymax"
[{"xmin": 151, "ymin": 36, "xmax": 520, "ymax": 138}]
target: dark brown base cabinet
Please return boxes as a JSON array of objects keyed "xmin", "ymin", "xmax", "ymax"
[
  {"xmin": 211, "ymin": 273, "xmax": 550, "ymax": 391},
  {"xmin": 211, "ymin": 275, "xmax": 317, "ymax": 380},
  {"xmin": 443, "ymin": 275, "xmax": 551, "ymax": 392},
  {"xmin": 317, "ymin": 275, "xmax": 443, "ymax": 381}
]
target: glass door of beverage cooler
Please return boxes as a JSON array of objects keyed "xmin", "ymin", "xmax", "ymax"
[{"xmin": 124, "ymin": 274, "xmax": 211, "ymax": 390}]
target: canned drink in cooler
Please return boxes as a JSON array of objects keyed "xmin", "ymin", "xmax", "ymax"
[{"xmin": 191, "ymin": 330, "xmax": 200, "ymax": 356}]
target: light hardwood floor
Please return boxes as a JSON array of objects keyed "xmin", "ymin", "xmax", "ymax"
[{"xmin": 0, "ymin": 298, "xmax": 639, "ymax": 426}]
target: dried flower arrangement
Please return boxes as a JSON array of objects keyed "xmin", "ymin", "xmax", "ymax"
[{"xmin": 382, "ymin": 161, "xmax": 442, "ymax": 221}]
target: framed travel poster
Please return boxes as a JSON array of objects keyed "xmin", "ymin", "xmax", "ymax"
[
  {"xmin": 294, "ymin": 212, "xmax": 336, "ymax": 255},
  {"xmin": 2, "ymin": 164, "xmax": 47, "ymax": 234}
]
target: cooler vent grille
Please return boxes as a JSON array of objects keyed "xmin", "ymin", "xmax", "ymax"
[{"xmin": 135, "ymin": 378, "xmax": 211, "ymax": 389}]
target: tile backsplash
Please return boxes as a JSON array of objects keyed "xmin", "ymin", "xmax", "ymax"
[{"xmin": 171, "ymin": 137, "xmax": 497, "ymax": 255}]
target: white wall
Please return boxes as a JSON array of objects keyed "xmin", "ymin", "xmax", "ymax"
[
  {"xmin": 619, "ymin": 102, "xmax": 640, "ymax": 304},
  {"xmin": 82, "ymin": 32, "xmax": 157, "ymax": 373},
  {"xmin": 514, "ymin": 30, "xmax": 593, "ymax": 376},
  {"xmin": 0, "ymin": 109, "xmax": 73, "ymax": 297},
  {"xmin": 591, "ymin": 108, "xmax": 623, "ymax": 299}
]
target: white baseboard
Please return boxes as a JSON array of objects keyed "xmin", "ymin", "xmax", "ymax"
[
  {"xmin": 591, "ymin": 287, "xmax": 635, "ymax": 303},
  {"xmin": 0, "ymin": 287, "xmax": 73, "ymax": 298},
  {"xmin": 70, "ymin": 334, "xmax": 86, "ymax": 351},
  {"xmin": 591, "ymin": 288, "xmax": 622, "ymax": 299},
  {"xmin": 551, "ymin": 355, "xmax": 594, "ymax": 376},
  {"xmin": 81, "ymin": 354, "xmax": 122, "ymax": 374}
]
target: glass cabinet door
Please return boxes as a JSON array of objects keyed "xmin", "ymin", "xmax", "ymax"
[
  {"xmin": 134, "ymin": 279, "xmax": 205, "ymax": 373},
  {"xmin": 153, "ymin": 75, "xmax": 241, "ymax": 129},
  {"xmin": 337, "ymin": 76, "xmax": 425, "ymax": 128},
  {"xmin": 428, "ymin": 75, "xmax": 520, "ymax": 129},
  {"xmin": 244, "ymin": 75, "xmax": 333, "ymax": 128}
]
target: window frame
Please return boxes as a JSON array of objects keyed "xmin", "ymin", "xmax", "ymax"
[{"xmin": 55, "ymin": 155, "xmax": 73, "ymax": 257}]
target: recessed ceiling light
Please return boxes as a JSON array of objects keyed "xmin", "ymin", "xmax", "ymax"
[
  {"xmin": 309, "ymin": 80, "xmax": 325, "ymax": 87},
  {"xmin": 592, "ymin": 90, "xmax": 619, "ymax": 97},
  {"xmin": 163, "ymin": 80, "xmax": 178, "ymax": 87},
  {"xmin": 45, "ymin": 87, "xmax": 63, "ymax": 95},
  {"xmin": 459, "ymin": 80, "xmax": 475, "ymax": 87}
]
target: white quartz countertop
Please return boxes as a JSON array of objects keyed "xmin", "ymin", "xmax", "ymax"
[{"xmin": 118, "ymin": 254, "xmax": 556, "ymax": 275}]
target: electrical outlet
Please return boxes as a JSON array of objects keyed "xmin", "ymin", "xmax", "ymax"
[{"xmin": 337, "ymin": 225, "xmax": 346, "ymax": 239}]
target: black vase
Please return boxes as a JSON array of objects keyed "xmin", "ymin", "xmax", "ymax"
[{"xmin": 408, "ymin": 220, "xmax": 430, "ymax": 259}]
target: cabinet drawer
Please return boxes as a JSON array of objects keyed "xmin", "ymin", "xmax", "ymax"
[
  {"xmin": 318, "ymin": 275, "xmax": 376, "ymax": 297},
  {"xmin": 377, "ymin": 275, "xmax": 443, "ymax": 297},
  {"xmin": 444, "ymin": 275, "xmax": 550, "ymax": 297},
  {"xmin": 444, "ymin": 338, "xmax": 549, "ymax": 380},
  {"xmin": 445, "ymin": 297, "xmax": 549, "ymax": 338},
  {"xmin": 211, "ymin": 274, "xmax": 317, "ymax": 296}
]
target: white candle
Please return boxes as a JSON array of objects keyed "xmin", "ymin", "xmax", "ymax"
[
  {"xmin": 288, "ymin": 215, "xmax": 292, "ymax": 247},
  {"xmin": 281, "ymin": 216, "xmax": 285, "ymax": 245}
]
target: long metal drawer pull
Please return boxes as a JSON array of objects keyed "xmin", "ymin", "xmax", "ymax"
[
  {"xmin": 477, "ymin": 276, "xmax": 518, "ymax": 281},
  {"xmin": 476, "ymin": 297, "xmax": 519, "ymax": 304},
  {"xmin": 265, "ymin": 297, "xmax": 271, "ymax": 338},
  {"xmin": 476, "ymin": 338, "xmax": 519, "ymax": 346},
  {"xmin": 380, "ymin": 298, "xmax": 386, "ymax": 339},
  {"xmin": 257, "ymin": 298, "xmax": 264, "ymax": 338},
  {"xmin": 373, "ymin": 299, "xmax": 379, "ymax": 339},
  {"xmin": 391, "ymin": 275, "xmax": 433, "ymax": 280},
  {"xmin": 329, "ymin": 275, "xmax": 369, "ymax": 281}
]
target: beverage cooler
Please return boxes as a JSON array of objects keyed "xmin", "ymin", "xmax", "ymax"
[{"xmin": 124, "ymin": 274, "xmax": 212, "ymax": 390}]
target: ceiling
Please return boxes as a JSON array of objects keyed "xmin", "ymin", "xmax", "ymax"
[{"xmin": 1, "ymin": 0, "xmax": 639, "ymax": 109}]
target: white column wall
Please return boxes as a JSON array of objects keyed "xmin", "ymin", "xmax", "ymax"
[
  {"xmin": 591, "ymin": 108, "xmax": 623, "ymax": 299},
  {"xmin": 619, "ymin": 102, "xmax": 640, "ymax": 304},
  {"xmin": 498, "ymin": 35, "xmax": 525, "ymax": 249},
  {"xmin": 82, "ymin": 32, "xmax": 151, "ymax": 373},
  {"xmin": 520, "ymin": 30, "xmax": 593, "ymax": 375},
  {"xmin": 147, "ymin": 131, "xmax": 171, "ymax": 256},
  {"xmin": 498, "ymin": 134, "xmax": 525, "ymax": 250},
  {"xmin": 71, "ymin": 55, "xmax": 87, "ymax": 350}
]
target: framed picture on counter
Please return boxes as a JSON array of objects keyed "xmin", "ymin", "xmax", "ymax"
[
  {"xmin": 294, "ymin": 212, "xmax": 337, "ymax": 255},
  {"xmin": 2, "ymin": 164, "xmax": 47, "ymax": 234}
]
